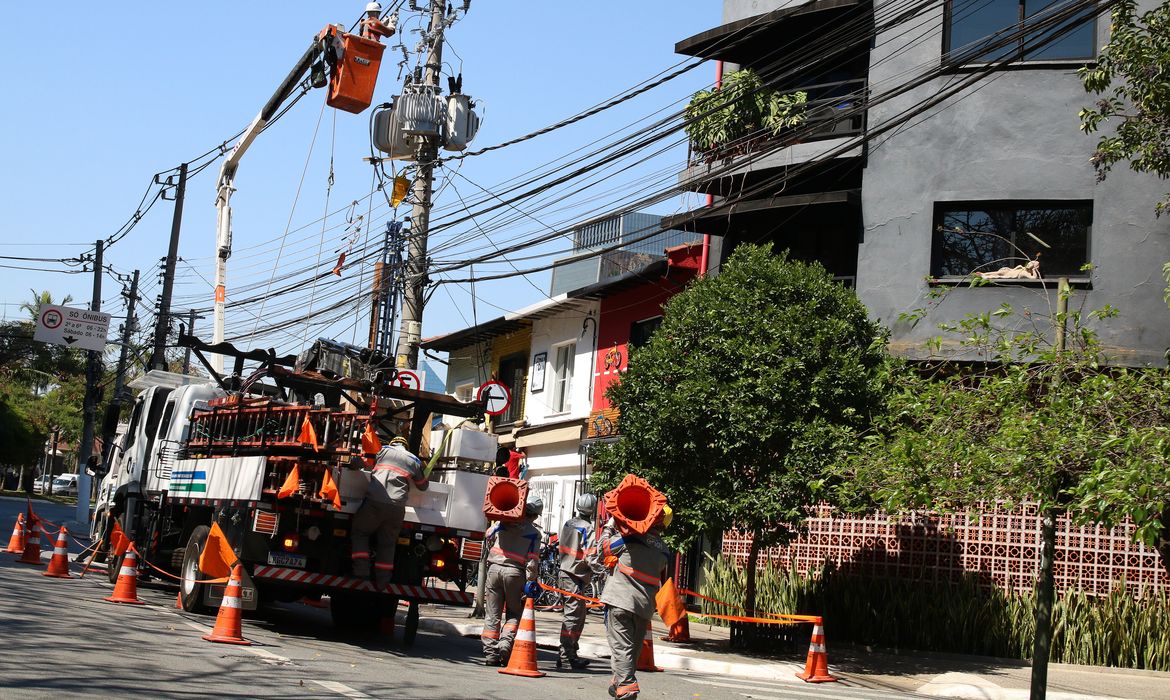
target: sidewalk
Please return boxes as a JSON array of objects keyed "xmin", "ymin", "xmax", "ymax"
[{"xmin": 412, "ymin": 602, "xmax": 1170, "ymax": 700}]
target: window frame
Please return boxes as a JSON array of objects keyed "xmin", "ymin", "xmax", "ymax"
[
  {"xmin": 929, "ymin": 199, "xmax": 1093, "ymax": 283},
  {"xmin": 941, "ymin": 0, "xmax": 1098, "ymax": 66},
  {"xmin": 550, "ymin": 341, "xmax": 576, "ymax": 415},
  {"xmin": 628, "ymin": 315, "xmax": 664, "ymax": 351}
]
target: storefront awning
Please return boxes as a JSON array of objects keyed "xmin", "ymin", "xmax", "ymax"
[
  {"xmin": 660, "ymin": 189, "xmax": 859, "ymax": 237},
  {"xmin": 515, "ymin": 421, "xmax": 585, "ymax": 450}
]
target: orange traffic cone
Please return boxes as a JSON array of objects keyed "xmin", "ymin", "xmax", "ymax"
[
  {"xmin": 4, "ymin": 513, "xmax": 25, "ymax": 554},
  {"xmin": 499, "ymin": 596, "xmax": 545, "ymax": 678},
  {"xmin": 16, "ymin": 516, "xmax": 43, "ymax": 564},
  {"xmin": 795, "ymin": 617, "xmax": 837, "ymax": 683},
  {"xmin": 104, "ymin": 547, "xmax": 146, "ymax": 605},
  {"xmin": 636, "ymin": 625, "xmax": 664, "ymax": 672},
  {"xmin": 42, "ymin": 526, "xmax": 73, "ymax": 578},
  {"xmin": 203, "ymin": 564, "xmax": 251, "ymax": 645},
  {"xmin": 662, "ymin": 614, "xmax": 690, "ymax": 643}
]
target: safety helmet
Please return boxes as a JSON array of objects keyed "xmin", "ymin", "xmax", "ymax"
[
  {"xmin": 524, "ymin": 495, "xmax": 544, "ymax": 518},
  {"xmin": 574, "ymin": 493, "xmax": 598, "ymax": 517},
  {"xmin": 659, "ymin": 504, "xmax": 673, "ymax": 529},
  {"xmin": 365, "ymin": 2, "xmax": 382, "ymax": 13},
  {"xmin": 388, "ymin": 436, "xmax": 409, "ymax": 449}
]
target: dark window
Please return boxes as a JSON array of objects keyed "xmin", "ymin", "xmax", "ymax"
[
  {"xmin": 629, "ymin": 316, "xmax": 663, "ymax": 350},
  {"xmin": 931, "ymin": 201, "xmax": 1091, "ymax": 278},
  {"xmin": 945, "ymin": 0, "xmax": 1096, "ymax": 63},
  {"xmin": 496, "ymin": 352, "xmax": 527, "ymax": 425}
]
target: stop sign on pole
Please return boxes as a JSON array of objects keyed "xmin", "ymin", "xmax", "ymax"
[{"xmin": 477, "ymin": 380, "xmax": 511, "ymax": 416}]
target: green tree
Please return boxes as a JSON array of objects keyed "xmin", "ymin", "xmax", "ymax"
[
  {"xmin": 591, "ymin": 244, "xmax": 890, "ymax": 614},
  {"xmin": 845, "ymin": 284, "xmax": 1170, "ymax": 699},
  {"xmin": 1079, "ymin": 0, "xmax": 1170, "ymax": 214}
]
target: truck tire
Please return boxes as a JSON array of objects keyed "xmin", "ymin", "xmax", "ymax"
[
  {"xmin": 331, "ymin": 592, "xmax": 378, "ymax": 635},
  {"xmin": 179, "ymin": 525, "xmax": 212, "ymax": 614},
  {"xmin": 107, "ymin": 551, "xmax": 124, "ymax": 585}
]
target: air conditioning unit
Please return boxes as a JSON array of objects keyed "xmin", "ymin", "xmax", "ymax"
[
  {"xmin": 372, "ymin": 99, "xmax": 414, "ymax": 160},
  {"xmin": 443, "ymin": 93, "xmax": 480, "ymax": 152}
]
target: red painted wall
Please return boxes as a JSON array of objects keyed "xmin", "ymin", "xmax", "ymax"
[{"xmin": 592, "ymin": 245, "xmax": 702, "ymax": 413}]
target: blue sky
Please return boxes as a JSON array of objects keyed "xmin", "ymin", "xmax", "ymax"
[{"xmin": 0, "ymin": 2, "xmax": 715, "ymax": 368}]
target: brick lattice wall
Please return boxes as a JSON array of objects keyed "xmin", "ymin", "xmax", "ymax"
[{"xmin": 721, "ymin": 504, "xmax": 1169, "ymax": 597}]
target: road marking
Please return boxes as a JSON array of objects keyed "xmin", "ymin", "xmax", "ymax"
[
  {"xmin": 310, "ymin": 680, "xmax": 371, "ymax": 698},
  {"xmin": 682, "ymin": 677, "xmax": 901, "ymax": 700}
]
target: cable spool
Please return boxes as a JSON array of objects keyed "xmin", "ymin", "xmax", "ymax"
[
  {"xmin": 603, "ymin": 474, "xmax": 666, "ymax": 536},
  {"xmin": 483, "ymin": 476, "xmax": 528, "ymax": 522}
]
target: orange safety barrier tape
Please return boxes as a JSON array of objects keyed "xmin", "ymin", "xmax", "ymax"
[
  {"xmin": 686, "ymin": 610, "xmax": 807, "ymax": 625},
  {"xmin": 128, "ymin": 543, "xmax": 230, "ymax": 585},
  {"xmin": 537, "ymin": 581, "xmax": 604, "ymax": 609},
  {"xmin": 678, "ymin": 587, "xmax": 819, "ymax": 624}
]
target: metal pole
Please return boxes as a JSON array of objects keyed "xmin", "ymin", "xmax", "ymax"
[
  {"xmin": 101, "ymin": 269, "xmax": 139, "ymax": 467},
  {"xmin": 152, "ymin": 163, "xmax": 187, "ymax": 370},
  {"xmin": 76, "ymin": 240, "xmax": 103, "ymax": 525},
  {"xmin": 395, "ymin": 0, "xmax": 446, "ymax": 371}
]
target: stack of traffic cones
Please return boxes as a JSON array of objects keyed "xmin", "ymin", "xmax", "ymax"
[
  {"xmin": 16, "ymin": 516, "xmax": 42, "ymax": 565},
  {"xmin": 4, "ymin": 513, "xmax": 25, "ymax": 553},
  {"xmin": 203, "ymin": 564, "xmax": 251, "ymax": 645},
  {"xmin": 42, "ymin": 526, "xmax": 73, "ymax": 578},
  {"xmin": 636, "ymin": 625, "xmax": 663, "ymax": 672},
  {"xmin": 499, "ymin": 596, "xmax": 545, "ymax": 678},
  {"xmin": 104, "ymin": 547, "xmax": 146, "ymax": 605},
  {"xmin": 795, "ymin": 617, "xmax": 837, "ymax": 683}
]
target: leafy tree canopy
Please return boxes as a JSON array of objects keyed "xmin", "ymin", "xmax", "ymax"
[{"xmin": 592, "ymin": 244, "xmax": 890, "ymax": 554}]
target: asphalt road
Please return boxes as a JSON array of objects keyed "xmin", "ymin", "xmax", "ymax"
[{"xmin": 0, "ymin": 498, "xmax": 922, "ymax": 699}]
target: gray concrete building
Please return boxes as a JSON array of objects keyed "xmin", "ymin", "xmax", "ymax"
[{"xmin": 670, "ymin": 0, "xmax": 1170, "ymax": 366}]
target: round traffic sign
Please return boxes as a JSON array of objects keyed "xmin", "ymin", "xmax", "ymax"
[
  {"xmin": 394, "ymin": 370, "xmax": 422, "ymax": 390},
  {"xmin": 477, "ymin": 380, "xmax": 512, "ymax": 416},
  {"xmin": 41, "ymin": 308, "xmax": 63, "ymax": 330}
]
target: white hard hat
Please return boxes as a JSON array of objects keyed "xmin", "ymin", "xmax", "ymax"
[{"xmin": 366, "ymin": 2, "xmax": 382, "ymax": 13}]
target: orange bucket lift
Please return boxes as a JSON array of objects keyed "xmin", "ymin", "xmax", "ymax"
[
  {"xmin": 483, "ymin": 476, "xmax": 528, "ymax": 522},
  {"xmin": 321, "ymin": 26, "xmax": 387, "ymax": 114},
  {"xmin": 603, "ymin": 474, "xmax": 667, "ymax": 536}
]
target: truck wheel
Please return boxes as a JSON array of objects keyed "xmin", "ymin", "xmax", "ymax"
[
  {"xmin": 107, "ymin": 551, "xmax": 124, "ymax": 585},
  {"xmin": 179, "ymin": 525, "xmax": 211, "ymax": 614},
  {"xmin": 403, "ymin": 601, "xmax": 420, "ymax": 647},
  {"xmin": 331, "ymin": 593, "xmax": 378, "ymax": 634}
]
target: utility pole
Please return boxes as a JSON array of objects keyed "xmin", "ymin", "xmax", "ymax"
[
  {"xmin": 101, "ymin": 269, "xmax": 139, "ymax": 468},
  {"xmin": 76, "ymin": 239, "xmax": 103, "ymax": 525},
  {"xmin": 395, "ymin": 0, "xmax": 446, "ymax": 371},
  {"xmin": 152, "ymin": 162, "xmax": 187, "ymax": 370},
  {"xmin": 182, "ymin": 309, "xmax": 197, "ymax": 374}
]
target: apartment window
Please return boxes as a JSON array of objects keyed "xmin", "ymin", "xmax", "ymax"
[
  {"xmin": 945, "ymin": 0, "xmax": 1096, "ymax": 63},
  {"xmin": 454, "ymin": 383, "xmax": 474, "ymax": 403},
  {"xmin": 931, "ymin": 201, "xmax": 1091, "ymax": 278},
  {"xmin": 551, "ymin": 342, "xmax": 575, "ymax": 414},
  {"xmin": 497, "ymin": 353, "xmax": 527, "ymax": 424},
  {"xmin": 629, "ymin": 316, "xmax": 663, "ymax": 350}
]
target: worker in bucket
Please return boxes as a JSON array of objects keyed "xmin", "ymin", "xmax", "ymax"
[
  {"xmin": 481, "ymin": 494, "xmax": 542, "ymax": 666},
  {"xmin": 556, "ymin": 492, "xmax": 606, "ymax": 669},
  {"xmin": 601, "ymin": 504, "xmax": 672, "ymax": 700},
  {"xmin": 351, "ymin": 435, "xmax": 428, "ymax": 589}
]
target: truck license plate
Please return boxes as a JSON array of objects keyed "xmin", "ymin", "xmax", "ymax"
[{"xmin": 267, "ymin": 552, "xmax": 307, "ymax": 568}]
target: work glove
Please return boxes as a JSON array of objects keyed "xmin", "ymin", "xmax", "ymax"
[{"xmin": 523, "ymin": 581, "xmax": 540, "ymax": 598}]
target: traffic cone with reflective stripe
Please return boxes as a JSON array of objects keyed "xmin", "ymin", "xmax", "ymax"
[
  {"xmin": 16, "ymin": 516, "xmax": 43, "ymax": 564},
  {"xmin": 203, "ymin": 564, "xmax": 251, "ymax": 645},
  {"xmin": 499, "ymin": 596, "xmax": 545, "ymax": 678},
  {"xmin": 104, "ymin": 547, "xmax": 146, "ymax": 605},
  {"xmin": 795, "ymin": 617, "xmax": 837, "ymax": 683},
  {"xmin": 636, "ymin": 624, "xmax": 663, "ymax": 672},
  {"xmin": 4, "ymin": 513, "xmax": 25, "ymax": 554},
  {"xmin": 42, "ymin": 526, "xmax": 73, "ymax": 578}
]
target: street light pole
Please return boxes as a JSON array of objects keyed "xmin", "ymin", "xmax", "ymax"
[{"xmin": 76, "ymin": 240, "xmax": 103, "ymax": 525}]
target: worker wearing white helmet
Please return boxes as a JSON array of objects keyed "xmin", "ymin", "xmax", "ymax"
[
  {"xmin": 556, "ymin": 492, "xmax": 605, "ymax": 669},
  {"xmin": 480, "ymin": 493, "xmax": 542, "ymax": 666},
  {"xmin": 351, "ymin": 435, "xmax": 428, "ymax": 588}
]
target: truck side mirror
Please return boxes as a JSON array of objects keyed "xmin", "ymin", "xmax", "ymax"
[{"xmin": 86, "ymin": 455, "xmax": 108, "ymax": 479}]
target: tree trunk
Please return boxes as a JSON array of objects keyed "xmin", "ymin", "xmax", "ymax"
[
  {"xmin": 745, "ymin": 532, "xmax": 762, "ymax": 619},
  {"xmin": 1029, "ymin": 507, "xmax": 1058, "ymax": 700},
  {"xmin": 1157, "ymin": 508, "xmax": 1170, "ymax": 581}
]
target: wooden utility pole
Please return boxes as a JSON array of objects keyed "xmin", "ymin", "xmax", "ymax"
[
  {"xmin": 395, "ymin": 0, "xmax": 446, "ymax": 371},
  {"xmin": 101, "ymin": 268, "xmax": 139, "ymax": 468},
  {"xmin": 152, "ymin": 162, "xmax": 188, "ymax": 370},
  {"xmin": 76, "ymin": 240, "xmax": 103, "ymax": 524}
]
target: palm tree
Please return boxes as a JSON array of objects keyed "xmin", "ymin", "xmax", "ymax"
[{"xmin": 20, "ymin": 289, "xmax": 74, "ymax": 322}]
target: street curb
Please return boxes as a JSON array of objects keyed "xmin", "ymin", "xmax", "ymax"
[{"xmin": 410, "ymin": 615, "xmax": 808, "ymax": 682}]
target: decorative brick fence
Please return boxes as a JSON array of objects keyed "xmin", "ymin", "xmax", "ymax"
[{"xmin": 721, "ymin": 504, "xmax": 1169, "ymax": 597}]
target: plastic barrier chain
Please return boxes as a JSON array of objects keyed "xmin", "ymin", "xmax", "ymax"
[
  {"xmin": 536, "ymin": 581, "xmax": 604, "ymax": 609},
  {"xmin": 130, "ymin": 543, "xmax": 230, "ymax": 585},
  {"xmin": 678, "ymin": 586, "xmax": 819, "ymax": 625}
]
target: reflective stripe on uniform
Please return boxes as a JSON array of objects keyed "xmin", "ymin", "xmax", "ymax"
[
  {"xmin": 351, "ymin": 551, "xmax": 371, "ymax": 559},
  {"xmin": 490, "ymin": 546, "xmax": 527, "ymax": 563},
  {"xmin": 482, "ymin": 629, "xmax": 499, "ymax": 639},
  {"xmin": 618, "ymin": 562, "xmax": 660, "ymax": 585},
  {"xmin": 374, "ymin": 562, "xmax": 394, "ymax": 571},
  {"xmin": 373, "ymin": 464, "xmax": 412, "ymax": 477}
]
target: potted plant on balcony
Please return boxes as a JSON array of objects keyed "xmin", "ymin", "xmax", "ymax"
[{"xmin": 684, "ymin": 68, "xmax": 807, "ymax": 163}]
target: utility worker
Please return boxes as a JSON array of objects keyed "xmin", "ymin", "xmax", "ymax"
[
  {"xmin": 481, "ymin": 495, "xmax": 542, "ymax": 666},
  {"xmin": 557, "ymin": 493, "xmax": 605, "ymax": 669},
  {"xmin": 351, "ymin": 436, "xmax": 428, "ymax": 588},
  {"xmin": 601, "ymin": 506, "xmax": 672, "ymax": 700}
]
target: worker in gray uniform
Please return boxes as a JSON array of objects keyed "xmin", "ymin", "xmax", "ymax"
[
  {"xmin": 481, "ymin": 495, "xmax": 542, "ymax": 666},
  {"xmin": 351, "ymin": 436, "xmax": 428, "ymax": 588},
  {"xmin": 557, "ymin": 492, "xmax": 605, "ymax": 669},
  {"xmin": 600, "ymin": 509, "xmax": 671, "ymax": 700}
]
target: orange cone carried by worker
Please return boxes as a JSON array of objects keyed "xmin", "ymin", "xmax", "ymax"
[
  {"xmin": 603, "ymin": 474, "xmax": 667, "ymax": 535},
  {"xmin": 4, "ymin": 513, "xmax": 25, "ymax": 554},
  {"xmin": 42, "ymin": 525, "xmax": 73, "ymax": 578},
  {"xmin": 795, "ymin": 617, "xmax": 837, "ymax": 683},
  {"xmin": 636, "ymin": 625, "xmax": 664, "ymax": 672},
  {"xmin": 203, "ymin": 564, "xmax": 251, "ymax": 645},
  {"xmin": 16, "ymin": 515, "xmax": 43, "ymax": 564},
  {"xmin": 104, "ymin": 546, "xmax": 146, "ymax": 605},
  {"xmin": 499, "ymin": 594, "xmax": 545, "ymax": 678},
  {"xmin": 483, "ymin": 476, "xmax": 528, "ymax": 522}
]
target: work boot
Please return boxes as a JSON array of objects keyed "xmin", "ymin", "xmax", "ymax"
[
  {"xmin": 484, "ymin": 655, "xmax": 500, "ymax": 667},
  {"xmin": 497, "ymin": 647, "xmax": 511, "ymax": 665},
  {"xmin": 567, "ymin": 657, "xmax": 591, "ymax": 670}
]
